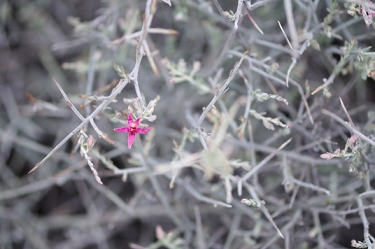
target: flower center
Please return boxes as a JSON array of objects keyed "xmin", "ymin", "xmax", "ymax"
[{"xmin": 130, "ymin": 123, "xmax": 137, "ymax": 131}]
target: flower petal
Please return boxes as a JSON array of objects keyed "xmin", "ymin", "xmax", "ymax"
[
  {"xmin": 136, "ymin": 127, "xmax": 150, "ymax": 134},
  {"xmin": 128, "ymin": 113, "xmax": 133, "ymax": 126},
  {"xmin": 114, "ymin": 126, "xmax": 130, "ymax": 133},
  {"xmin": 134, "ymin": 117, "xmax": 141, "ymax": 127},
  {"xmin": 128, "ymin": 132, "xmax": 136, "ymax": 149}
]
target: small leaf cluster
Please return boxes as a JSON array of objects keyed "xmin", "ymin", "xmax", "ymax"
[
  {"xmin": 351, "ymin": 239, "xmax": 368, "ymax": 248},
  {"xmin": 124, "ymin": 95, "xmax": 159, "ymax": 122},
  {"xmin": 147, "ymin": 226, "xmax": 185, "ymax": 249},
  {"xmin": 251, "ymin": 89, "xmax": 289, "ymax": 105},
  {"xmin": 354, "ymin": 47, "xmax": 375, "ymax": 81},
  {"xmin": 320, "ymin": 135, "xmax": 363, "ymax": 173},
  {"xmin": 249, "ymin": 110, "xmax": 290, "ymax": 131},
  {"xmin": 241, "ymin": 198, "xmax": 266, "ymax": 209},
  {"xmin": 163, "ymin": 58, "xmax": 210, "ymax": 93}
]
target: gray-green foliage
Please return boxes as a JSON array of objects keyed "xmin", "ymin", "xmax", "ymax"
[{"xmin": 1, "ymin": 0, "xmax": 375, "ymax": 248}]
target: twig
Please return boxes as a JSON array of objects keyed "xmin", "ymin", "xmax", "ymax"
[
  {"xmin": 212, "ymin": 0, "xmax": 227, "ymax": 21},
  {"xmin": 231, "ymin": 138, "xmax": 340, "ymax": 165},
  {"xmin": 0, "ymin": 161, "xmax": 87, "ymax": 200},
  {"xmin": 289, "ymin": 177, "xmax": 330, "ymax": 196},
  {"xmin": 109, "ymin": 28, "xmax": 179, "ymax": 46},
  {"xmin": 303, "ymin": 80, "xmax": 314, "ymax": 125},
  {"xmin": 339, "ymin": 97, "xmax": 355, "ymax": 127},
  {"xmin": 28, "ymin": 78, "xmax": 127, "ymax": 173},
  {"xmin": 79, "ymin": 137, "xmax": 103, "ymax": 185},
  {"xmin": 241, "ymin": 138, "xmax": 292, "ymax": 182},
  {"xmin": 246, "ymin": 0, "xmax": 272, "ymax": 11},
  {"xmin": 184, "ymin": 180, "xmax": 232, "ymax": 208},
  {"xmin": 129, "ymin": 0, "xmax": 156, "ymax": 109},
  {"xmin": 357, "ymin": 197, "xmax": 373, "ymax": 248},
  {"xmin": 284, "ymin": 0, "xmax": 299, "ymax": 50},
  {"xmin": 246, "ymin": 13, "xmax": 264, "ymax": 34},
  {"xmin": 85, "ymin": 44, "xmax": 96, "ymax": 118},
  {"xmin": 137, "ymin": 143, "xmax": 185, "ymax": 229},
  {"xmin": 194, "ymin": 206, "xmax": 206, "ymax": 249},
  {"xmin": 53, "ymin": 77, "xmax": 85, "ymax": 120},
  {"xmin": 285, "ymin": 57, "xmax": 296, "ymax": 87},
  {"xmin": 11, "ymin": 216, "xmax": 50, "ymax": 249},
  {"xmin": 0, "ymin": 178, "xmax": 54, "ymax": 201},
  {"xmin": 278, "ymin": 21, "xmax": 294, "ymax": 51},
  {"xmin": 234, "ymin": 0, "xmax": 244, "ymax": 30},
  {"xmin": 202, "ymin": 16, "xmax": 238, "ymax": 76},
  {"xmin": 359, "ymin": 190, "xmax": 375, "ymax": 198},
  {"xmin": 196, "ymin": 48, "xmax": 251, "ymax": 127},
  {"xmin": 54, "ymin": 77, "xmax": 114, "ymax": 145},
  {"xmin": 83, "ymin": 172, "xmax": 133, "ymax": 215},
  {"xmin": 223, "ymin": 213, "xmax": 242, "ymax": 249},
  {"xmin": 230, "ymin": 50, "xmax": 314, "ymax": 125},
  {"xmin": 313, "ymin": 210, "xmax": 326, "ymax": 248},
  {"xmin": 255, "ymin": 39, "xmax": 296, "ymax": 56},
  {"xmin": 246, "ymin": 183, "xmax": 284, "ymax": 239},
  {"xmin": 322, "ymin": 109, "xmax": 375, "ymax": 147}
]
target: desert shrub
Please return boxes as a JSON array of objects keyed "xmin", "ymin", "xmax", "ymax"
[{"xmin": 1, "ymin": 0, "xmax": 375, "ymax": 248}]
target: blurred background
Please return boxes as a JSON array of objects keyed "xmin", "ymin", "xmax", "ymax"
[{"xmin": 1, "ymin": 0, "xmax": 375, "ymax": 248}]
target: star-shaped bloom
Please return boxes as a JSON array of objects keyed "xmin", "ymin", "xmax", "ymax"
[{"xmin": 114, "ymin": 113, "xmax": 150, "ymax": 149}]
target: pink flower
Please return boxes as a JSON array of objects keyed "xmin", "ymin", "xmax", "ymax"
[
  {"xmin": 114, "ymin": 113, "xmax": 150, "ymax": 149},
  {"xmin": 360, "ymin": 1, "xmax": 375, "ymax": 17}
]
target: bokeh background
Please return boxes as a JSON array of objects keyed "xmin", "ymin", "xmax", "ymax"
[{"xmin": 1, "ymin": 0, "xmax": 375, "ymax": 248}]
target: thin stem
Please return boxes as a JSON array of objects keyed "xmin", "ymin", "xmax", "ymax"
[
  {"xmin": 184, "ymin": 180, "xmax": 232, "ymax": 208},
  {"xmin": 289, "ymin": 177, "xmax": 330, "ymax": 196},
  {"xmin": 83, "ymin": 172, "xmax": 133, "ymax": 215},
  {"xmin": 194, "ymin": 206, "xmax": 206, "ymax": 249},
  {"xmin": 196, "ymin": 48, "xmax": 250, "ymax": 127},
  {"xmin": 357, "ymin": 197, "xmax": 373, "ymax": 248},
  {"xmin": 322, "ymin": 109, "xmax": 375, "ymax": 147},
  {"xmin": 54, "ymin": 77, "xmax": 112, "ymax": 143},
  {"xmin": 138, "ymin": 145, "xmax": 185, "ymax": 229},
  {"xmin": 241, "ymin": 138, "xmax": 292, "ymax": 182},
  {"xmin": 284, "ymin": 0, "xmax": 299, "ymax": 50},
  {"xmin": 313, "ymin": 210, "xmax": 325, "ymax": 249},
  {"xmin": 130, "ymin": 0, "xmax": 156, "ymax": 109},
  {"xmin": 1, "ymin": 161, "xmax": 87, "ymax": 200},
  {"xmin": 223, "ymin": 213, "xmax": 242, "ymax": 249},
  {"xmin": 234, "ymin": 0, "xmax": 244, "ymax": 30},
  {"xmin": 28, "ymin": 78, "xmax": 129, "ymax": 173},
  {"xmin": 245, "ymin": 182, "xmax": 284, "ymax": 239},
  {"xmin": 85, "ymin": 44, "xmax": 96, "ymax": 117}
]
